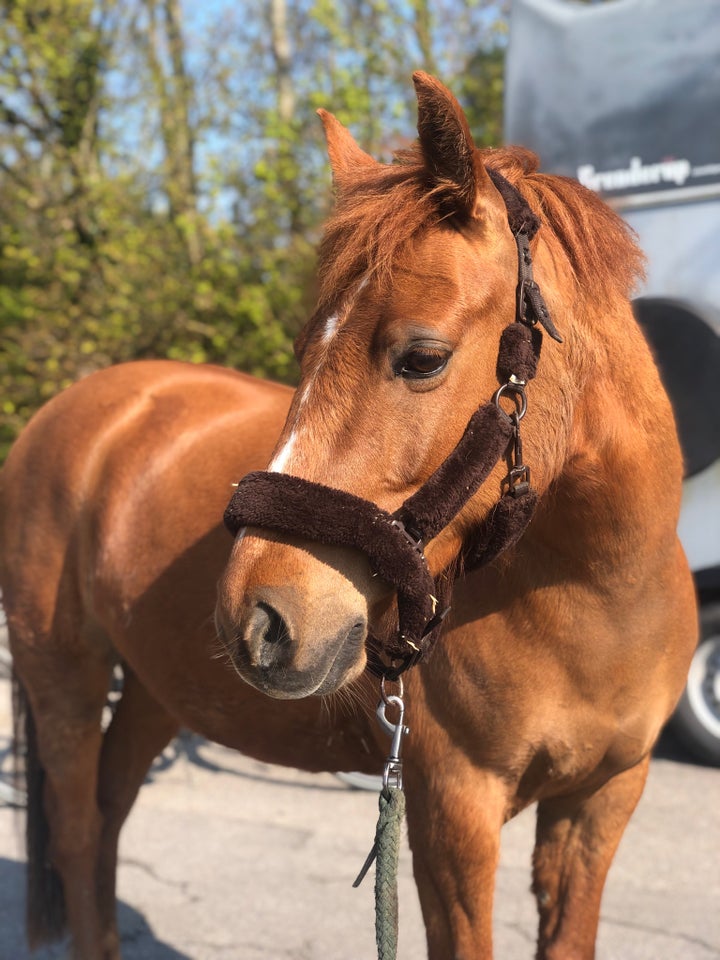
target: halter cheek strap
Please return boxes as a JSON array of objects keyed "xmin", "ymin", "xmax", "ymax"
[{"xmin": 223, "ymin": 170, "xmax": 560, "ymax": 678}]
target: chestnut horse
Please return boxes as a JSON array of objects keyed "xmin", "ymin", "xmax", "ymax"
[{"xmin": 1, "ymin": 72, "xmax": 696, "ymax": 960}]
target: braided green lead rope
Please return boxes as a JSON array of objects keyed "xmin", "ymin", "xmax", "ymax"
[
  {"xmin": 353, "ymin": 785, "xmax": 406, "ymax": 960},
  {"xmin": 374, "ymin": 786, "xmax": 406, "ymax": 960}
]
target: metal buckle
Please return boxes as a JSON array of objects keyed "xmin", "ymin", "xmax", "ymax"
[
  {"xmin": 507, "ymin": 464, "xmax": 531, "ymax": 498},
  {"xmin": 389, "ymin": 518, "xmax": 425, "ymax": 558},
  {"xmin": 503, "ymin": 411, "xmax": 532, "ymax": 498}
]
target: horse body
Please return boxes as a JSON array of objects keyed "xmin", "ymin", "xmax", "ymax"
[
  {"xmin": 1, "ymin": 73, "xmax": 697, "ymax": 960},
  {"xmin": 3, "ymin": 358, "xmax": 385, "ymax": 765}
]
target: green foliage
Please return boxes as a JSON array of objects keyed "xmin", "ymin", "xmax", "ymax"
[
  {"xmin": 459, "ymin": 42, "xmax": 507, "ymax": 147},
  {"xmin": 0, "ymin": 0, "xmax": 508, "ymax": 461}
]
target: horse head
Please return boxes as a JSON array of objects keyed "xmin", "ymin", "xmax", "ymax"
[{"xmin": 215, "ymin": 72, "xmax": 641, "ymax": 698}]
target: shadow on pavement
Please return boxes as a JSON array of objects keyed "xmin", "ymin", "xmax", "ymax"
[
  {"xmin": 149, "ymin": 730, "xmax": 351, "ymax": 791},
  {"xmin": 0, "ymin": 857, "xmax": 192, "ymax": 960}
]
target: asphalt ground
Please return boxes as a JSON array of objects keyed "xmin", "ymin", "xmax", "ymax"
[{"xmin": 0, "ymin": 664, "xmax": 719, "ymax": 960}]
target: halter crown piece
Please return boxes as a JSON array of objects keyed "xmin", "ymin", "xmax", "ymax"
[{"xmin": 224, "ymin": 170, "xmax": 562, "ymax": 680}]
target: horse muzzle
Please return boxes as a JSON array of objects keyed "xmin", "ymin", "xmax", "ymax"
[{"xmin": 215, "ymin": 542, "xmax": 374, "ymax": 698}]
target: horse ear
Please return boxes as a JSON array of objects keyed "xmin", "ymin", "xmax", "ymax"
[
  {"xmin": 412, "ymin": 71, "xmax": 497, "ymax": 220},
  {"xmin": 317, "ymin": 109, "xmax": 378, "ymax": 188}
]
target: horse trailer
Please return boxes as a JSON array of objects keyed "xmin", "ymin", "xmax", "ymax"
[{"xmin": 505, "ymin": 0, "xmax": 720, "ymax": 763}]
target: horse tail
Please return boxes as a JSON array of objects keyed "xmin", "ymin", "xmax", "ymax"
[{"xmin": 12, "ymin": 672, "xmax": 67, "ymax": 946}]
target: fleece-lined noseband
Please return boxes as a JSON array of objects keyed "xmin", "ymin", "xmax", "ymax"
[{"xmin": 224, "ymin": 170, "xmax": 562, "ymax": 680}]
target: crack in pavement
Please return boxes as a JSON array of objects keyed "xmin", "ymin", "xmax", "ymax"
[
  {"xmin": 500, "ymin": 919, "xmax": 536, "ymax": 945},
  {"xmin": 121, "ymin": 855, "xmax": 197, "ymax": 897},
  {"xmin": 601, "ymin": 914, "xmax": 720, "ymax": 956}
]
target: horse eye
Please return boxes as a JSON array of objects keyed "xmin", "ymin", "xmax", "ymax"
[{"xmin": 394, "ymin": 348, "xmax": 451, "ymax": 380}]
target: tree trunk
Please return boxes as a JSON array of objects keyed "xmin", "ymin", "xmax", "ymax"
[
  {"xmin": 270, "ymin": 0, "xmax": 295, "ymax": 125},
  {"xmin": 269, "ymin": 0, "xmax": 301, "ymax": 234},
  {"xmin": 145, "ymin": 0, "xmax": 202, "ymax": 265}
]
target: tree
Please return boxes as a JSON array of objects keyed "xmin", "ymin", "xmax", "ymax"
[{"xmin": 0, "ymin": 0, "xmax": 509, "ymax": 461}]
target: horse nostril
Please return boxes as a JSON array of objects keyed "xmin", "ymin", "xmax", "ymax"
[
  {"xmin": 243, "ymin": 600, "xmax": 293, "ymax": 670},
  {"xmin": 256, "ymin": 601, "xmax": 291, "ymax": 647}
]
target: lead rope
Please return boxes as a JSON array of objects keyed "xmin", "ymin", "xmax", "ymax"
[{"xmin": 353, "ymin": 679, "xmax": 409, "ymax": 960}]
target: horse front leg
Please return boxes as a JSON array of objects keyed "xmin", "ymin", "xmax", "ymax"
[
  {"xmin": 404, "ymin": 762, "xmax": 507, "ymax": 960},
  {"xmin": 532, "ymin": 754, "xmax": 651, "ymax": 960}
]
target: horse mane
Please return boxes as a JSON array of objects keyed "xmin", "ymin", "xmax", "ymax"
[
  {"xmin": 314, "ymin": 143, "xmax": 645, "ymax": 319},
  {"xmin": 485, "ymin": 145, "xmax": 646, "ymax": 302}
]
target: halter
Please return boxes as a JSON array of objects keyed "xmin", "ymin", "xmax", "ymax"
[{"xmin": 224, "ymin": 170, "xmax": 562, "ymax": 680}]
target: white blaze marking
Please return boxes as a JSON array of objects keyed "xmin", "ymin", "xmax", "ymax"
[
  {"xmin": 268, "ymin": 430, "xmax": 298, "ymax": 473},
  {"xmin": 269, "ymin": 275, "xmax": 369, "ymax": 474},
  {"xmin": 268, "ymin": 383, "xmax": 311, "ymax": 472}
]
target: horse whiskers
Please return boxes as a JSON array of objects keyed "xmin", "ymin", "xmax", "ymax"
[
  {"xmin": 321, "ymin": 674, "xmax": 374, "ymax": 721},
  {"xmin": 321, "ymin": 688, "xmax": 356, "ymax": 725},
  {"xmin": 209, "ymin": 627, "xmax": 242, "ymax": 673}
]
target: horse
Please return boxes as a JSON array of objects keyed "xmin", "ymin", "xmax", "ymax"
[{"xmin": 0, "ymin": 71, "xmax": 696, "ymax": 960}]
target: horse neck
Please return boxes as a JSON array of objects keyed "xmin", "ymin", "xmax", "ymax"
[{"xmin": 527, "ymin": 316, "xmax": 684, "ymax": 582}]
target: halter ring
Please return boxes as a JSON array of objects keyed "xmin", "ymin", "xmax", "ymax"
[{"xmin": 493, "ymin": 382, "xmax": 528, "ymax": 422}]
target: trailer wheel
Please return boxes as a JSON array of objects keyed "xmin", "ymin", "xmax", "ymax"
[{"xmin": 671, "ymin": 604, "xmax": 720, "ymax": 766}]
